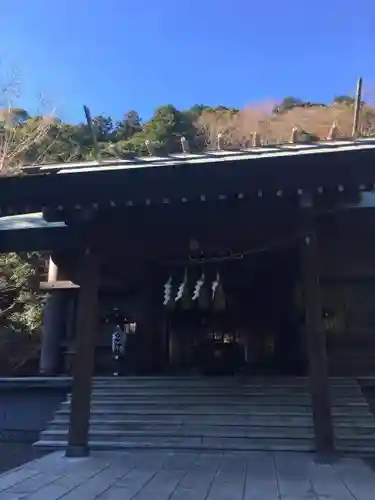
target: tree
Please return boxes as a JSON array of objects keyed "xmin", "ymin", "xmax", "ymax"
[
  {"xmin": 0, "ymin": 70, "xmax": 55, "ymax": 174},
  {"xmin": 0, "ymin": 113, "xmax": 54, "ymax": 174},
  {"xmin": 115, "ymin": 110, "xmax": 142, "ymax": 141},
  {"xmin": 0, "ymin": 252, "xmax": 43, "ymax": 334},
  {"xmin": 0, "ymin": 72, "xmax": 52, "ymax": 352},
  {"xmin": 92, "ymin": 115, "xmax": 114, "ymax": 142},
  {"xmin": 0, "ymin": 107, "xmax": 29, "ymax": 125},
  {"xmin": 195, "ymin": 107, "xmax": 239, "ymax": 150},
  {"xmin": 108, "ymin": 135, "xmax": 149, "ymax": 156},
  {"xmin": 333, "ymin": 95, "xmax": 356, "ymax": 106},
  {"xmin": 0, "ymin": 251, "xmax": 44, "ymax": 375},
  {"xmin": 273, "ymin": 97, "xmax": 303, "ymax": 114},
  {"xmin": 143, "ymin": 105, "xmax": 193, "ymax": 153},
  {"xmin": 38, "ymin": 121, "xmax": 85, "ymax": 163}
]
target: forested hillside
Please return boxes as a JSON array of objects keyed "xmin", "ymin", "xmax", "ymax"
[{"xmin": 1, "ymin": 95, "xmax": 375, "ymax": 175}]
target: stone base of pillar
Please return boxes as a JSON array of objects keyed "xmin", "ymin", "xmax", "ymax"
[
  {"xmin": 39, "ymin": 369, "xmax": 58, "ymax": 376},
  {"xmin": 65, "ymin": 445, "xmax": 90, "ymax": 458},
  {"xmin": 314, "ymin": 451, "xmax": 339, "ymax": 465}
]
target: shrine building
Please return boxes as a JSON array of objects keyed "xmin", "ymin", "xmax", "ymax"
[{"xmin": 1, "ymin": 138, "xmax": 375, "ymax": 456}]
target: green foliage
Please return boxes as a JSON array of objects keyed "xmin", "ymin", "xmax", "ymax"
[
  {"xmin": 273, "ymin": 97, "xmax": 326, "ymax": 114},
  {"xmin": 0, "ymin": 104, "xmax": 200, "ymax": 163},
  {"xmin": 115, "ymin": 111, "xmax": 142, "ymax": 141},
  {"xmin": 92, "ymin": 115, "xmax": 114, "ymax": 142},
  {"xmin": 0, "ymin": 252, "xmax": 43, "ymax": 334},
  {"xmin": 144, "ymin": 105, "xmax": 187, "ymax": 152},
  {"xmin": 0, "ymin": 94, "xmax": 367, "ymax": 166},
  {"xmin": 273, "ymin": 97, "xmax": 303, "ymax": 114},
  {"xmin": 0, "ymin": 108, "xmax": 29, "ymax": 126},
  {"xmin": 333, "ymin": 95, "xmax": 355, "ymax": 105},
  {"xmin": 298, "ymin": 130, "xmax": 320, "ymax": 142}
]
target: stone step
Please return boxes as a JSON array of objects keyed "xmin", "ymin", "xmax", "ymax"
[
  {"xmin": 49, "ymin": 423, "xmax": 314, "ymax": 437},
  {"xmin": 92, "ymin": 376, "xmax": 356, "ymax": 381},
  {"xmin": 37, "ymin": 377, "xmax": 375, "ymax": 453},
  {"xmin": 92, "ymin": 377, "xmax": 358, "ymax": 392},
  {"xmin": 62, "ymin": 398, "xmax": 370, "ymax": 408},
  {"xmin": 33, "ymin": 435, "xmax": 375, "ymax": 453},
  {"xmin": 47, "ymin": 420, "xmax": 375, "ymax": 437},
  {"xmin": 37, "ymin": 429, "xmax": 375, "ymax": 451},
  {"xmin": 90, "ymin": 386, "xmax": 361, "ymax": 394},
  {"xmin": 57, "ymin": 404, "xmax": 370, "ymax": 416},
  {"xmin": 85, "ymin": 398, "xmax": 366, "ymax": 407},
  {"xmin": 52, "ymin": 415, "xmax": 315, "ymax": 426},
  {"xmin": 330, "ymin": 361, "xmax": 375, "ymax": 368},
  {"xmin": 88, "ymin": 389, "xmax": 364, "ymax": 397},
  {"xmin": 33, "ymin": 438, "xmax": 315, "ymax": 452},
  {"xmin": 335, "ymin": 444, "xmax": 375, "ymax": 454},
  {"xmin": 52, "ymin": 413, "xmax": 375, "ymax": 425},
  {"xmin": 68, "ymin": 392, "xmax": 369, "ymax": 402},
  {"xmin": 92, "ymin": 376, "xmax": 360, "ymax": 382},
  {"xmin": 337, "ymin": 436, "xmax": 375, "ymax": 448},
  {"xmin": 41, "ymin": 427, "xmax": 314, "ymax": 440},
  {"xmin": 330, "ymin": 355, "xmax": 375, "ymax": 360},
  {"xmin": 36, "ymin": 376, "xmax": 374, "ymax": 454},
  {"xmin": 91, "ymin": 378, "xmax": 358, "ymax": 385}
]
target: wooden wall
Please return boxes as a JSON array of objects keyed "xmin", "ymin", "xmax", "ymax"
[{"xmin": 318, "ymin": 210, "xmax": 375, "ymax": 375}]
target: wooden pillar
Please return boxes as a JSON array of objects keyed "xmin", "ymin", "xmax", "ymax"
[
  {"xmin": 39, "ymin": 291, "xmax": 68, "ymax": 375},
  {"xmin": 135, "ymin": 263, "xmax": 159, "ymax": 374},
  {"xmin": 150, "ymin": 266, "xmax": 164, "ymax": 373},
  {"xmin": 47, "ymin": 255, "xmax": 58, "ymax": 282},
  {"xmin": 40, "ymin": 256, "xmax": 66, "ymax": 375},
  {"xmin": 300, "ymin": 216, "xmax": 335, "ymax": 454},
  {"xmin": 65, "ymin": 248, "xmax": 100, "ymax": 457}
]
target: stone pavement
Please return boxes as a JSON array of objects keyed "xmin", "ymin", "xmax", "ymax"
[
  {"xmin": 0, "ymin": 443, "xmax": 47, "ymax": 476},
  {"xmin": 0, "ymin": 450, "xmax": 375, "ymax": 500}
]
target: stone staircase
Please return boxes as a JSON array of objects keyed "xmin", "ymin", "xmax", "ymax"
[
  {"xmin": 34, "ymin": 376, "xmax": 375, "ymax": 453},
  {"xmin": 329, "ymin": 344, "xmax": 375, "ymax": 376}
]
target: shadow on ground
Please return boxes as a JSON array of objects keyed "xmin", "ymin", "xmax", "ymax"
[{"xmin": 0, "ymin": 442, "xmax": 47, "ymax": 474}]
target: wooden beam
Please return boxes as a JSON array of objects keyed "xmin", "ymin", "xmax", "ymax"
[
  {"xmin": 65, "ymin": 248, "xmax": 99, "ymax": 457},
  {"xmin": 300, "ymin": 216, "xmax": 335, "ymax": 454},
  {"xmin": 40, "ymin": 280, "xmax": 79, "ymax": 290}
]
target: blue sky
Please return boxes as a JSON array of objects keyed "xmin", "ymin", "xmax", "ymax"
[{"xmin": 2, "ymin": 1, "xmax": 375, "ymax": 122}]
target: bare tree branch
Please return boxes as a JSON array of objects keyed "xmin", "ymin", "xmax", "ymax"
[
  {"xmin": 0, "ymin": 302, "xmax": 17, "ymax": 318},
  {"xmin": 0, "ymin": 69, "xmax": 55, "ymax": 174},
  {"xmin": 195, "ymin": 98, "xmax": 375, "ymax": 150}
]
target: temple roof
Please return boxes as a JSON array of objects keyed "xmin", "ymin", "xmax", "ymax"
[
  {"xmin": 0, "ymin": 212, "xmax": 70, "ymax": 252},
  {"xmin": 1, "ymin": 137, "xmax": 375, "ymax": 221},
  {"xmin": 22, "ymin": 137, "xmax": 375, "ymax": 176},
  {"xmin": 0, "ymin": 212, "xmax": 65, "ymax": 231}
]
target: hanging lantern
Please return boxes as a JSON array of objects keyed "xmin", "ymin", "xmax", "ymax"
[{"xmin": 212, "ymin": 271, "xmax": 226, "ymax": 312}]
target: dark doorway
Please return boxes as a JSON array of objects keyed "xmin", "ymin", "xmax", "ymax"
[
  {"xmin": 164, "ymin": 243, "xmax": 305, "ymax": 375},
  {"xmin": 241, "ymin": 245, "xmax": 305, "ymax": 375}
]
